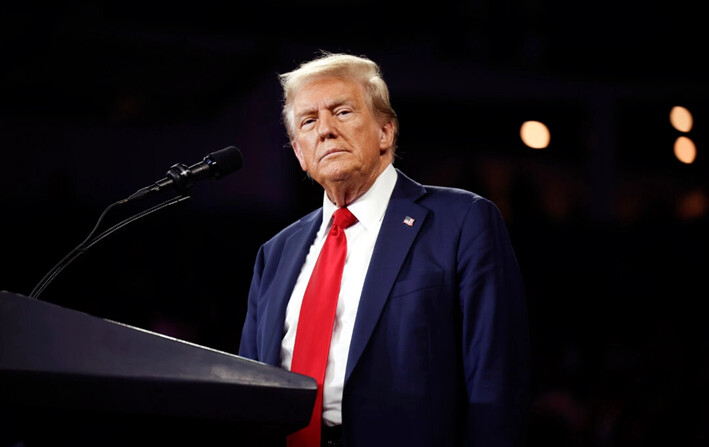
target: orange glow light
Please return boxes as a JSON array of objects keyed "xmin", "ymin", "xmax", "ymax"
[
  {"xmin": 670, "ymin": 106, "xmax": 693, "ymax": 132},
  {"xmin": 520, "ymin": 120, "xmax": 550, "ymax": 149},
  {"xmin": 674, "ymin": 136, "xmax": 696, "ymax": 164}
]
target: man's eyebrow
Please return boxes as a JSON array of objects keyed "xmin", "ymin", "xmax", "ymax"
[
  {"xmin": 294, "ymin": 106, "xmax": 317, "ymax": 121},
  {"xmin": 295, "ymin": 96, "xmax": 355, "ymax": 120}
]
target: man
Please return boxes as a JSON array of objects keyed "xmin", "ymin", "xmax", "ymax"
[{"xmin": 239, "ymin": 51, "xmax": 530, "ymax": 447}]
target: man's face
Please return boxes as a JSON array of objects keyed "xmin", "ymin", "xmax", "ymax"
[{"xmin": 291, "ymin": 76, "xmax": 393, "ymax": 193}]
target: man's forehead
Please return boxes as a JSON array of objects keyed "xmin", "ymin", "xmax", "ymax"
[{"xmin": 295, "ymin": 77, "xmax": 364, "ymax": 104}]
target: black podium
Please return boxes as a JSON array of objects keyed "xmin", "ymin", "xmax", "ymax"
[{"xmin": 0, "ymin": 291, "xmax": 316, "ymax": 446}]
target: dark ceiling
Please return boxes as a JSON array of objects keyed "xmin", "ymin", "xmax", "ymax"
[{"xmin": 3, "ymin": 1, "xmax": 707, "ymax": 125}]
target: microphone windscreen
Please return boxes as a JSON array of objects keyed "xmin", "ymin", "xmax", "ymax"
[{"xmin": 207, "ymin": 146, "xmax": 243, "ymax": 178}]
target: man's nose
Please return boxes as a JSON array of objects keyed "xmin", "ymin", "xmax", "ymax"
[{"xmin": 317, "ymin": 113, "xmax": 337, "ymax": 139}]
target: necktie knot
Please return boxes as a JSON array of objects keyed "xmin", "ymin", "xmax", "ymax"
[{"xmin": 333, "ymin": 207, "xmax": 357, "ymax": 229}]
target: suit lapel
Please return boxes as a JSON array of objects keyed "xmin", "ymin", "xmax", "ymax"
[
  {"xmin": 345, "ymin": 171, "xmax": 428, "ymax": 382},
  {"xmin": 261, "ymin": 210, "xmax": 322, "ymax": 365}
]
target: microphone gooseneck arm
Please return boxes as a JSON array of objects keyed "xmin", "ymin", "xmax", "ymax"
[
  {"xmin": 28, "ymin": 194, "xmax": 190, "ymax": 300},
  {"xmin": 28, "ymin": 145, "xmax": 243, "ymax": 300}
]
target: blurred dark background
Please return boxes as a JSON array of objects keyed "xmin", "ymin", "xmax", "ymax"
[{"xmin": 2, "ymin": 1, "xmax": 707, "ymax": 446}]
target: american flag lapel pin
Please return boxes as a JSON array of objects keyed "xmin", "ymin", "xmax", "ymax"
[{"xmin": 403, "ymin": 216, "xmax": 415, "ymax": 227}]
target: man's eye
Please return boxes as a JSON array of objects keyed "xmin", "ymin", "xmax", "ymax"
[
  {"xmin": 301, "ymin": 118, "xmax": 316, "ymax": 127},
  {"xmin": 337, "ymin": 109, "xmax": 352, "ymax": 117}
]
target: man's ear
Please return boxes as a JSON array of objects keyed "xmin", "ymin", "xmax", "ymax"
[
  {"xmin": 292, "ymin": 140, "xmax": 308, "ymax": 171},
  {"xmin": 379, "ymin": 121, "xmax": 395, "ymax": 153}
]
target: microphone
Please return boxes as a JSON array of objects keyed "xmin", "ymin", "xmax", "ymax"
[
  {"xmin": 29, "ymin": 145, "xmax": 244, "ymax": 299},
  {"xmin": 124, "ymin": 146, "xmax": 243, "ymax": 203}
]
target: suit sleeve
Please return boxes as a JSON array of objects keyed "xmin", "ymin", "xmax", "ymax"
[
  {"xmin": 238, "ymin": 244, "xmax": 266, "ymax": 361},
  {"xmin": 458, "ymin": 197, "xmax": 531, "ymax": 447}
]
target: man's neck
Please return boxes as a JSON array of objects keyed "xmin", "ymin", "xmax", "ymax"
[{"xmin": 323, "ymin": 158, "xmax": 392, "ymax": 208}]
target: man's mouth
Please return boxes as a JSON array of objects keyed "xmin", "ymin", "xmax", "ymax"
[{"xmin": 320, "ymin": 149, "xmax": 346, "ymax": 161}]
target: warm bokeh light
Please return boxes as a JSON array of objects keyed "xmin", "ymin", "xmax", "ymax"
[
  {"xmin": 674, "ymin": 136, "xmax": 696, "ymax": 164},
  {"xmin": 520, "ymin": 120, "xmax": 550, "ymax": 149},
  {"xmin": 670, "ymin": 105, "xmax": 693, "ymax": 132},
  {"xmin": 677, "ymin": 188, "xmax": 708, "ymax": 221}
]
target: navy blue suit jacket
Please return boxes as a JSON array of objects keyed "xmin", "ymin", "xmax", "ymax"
[{"xmin": 239, "ymin": 169, "xmax": 530, "ymax": 447}]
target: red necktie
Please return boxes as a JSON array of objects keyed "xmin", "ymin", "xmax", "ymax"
[{"xmin": 288, "ymin": 207, "xmax": 358, "ymax": 447}]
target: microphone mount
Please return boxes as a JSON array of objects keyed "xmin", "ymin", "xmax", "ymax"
[
  {"xmin": 122, "ymin": 146, "xmax": 242, "ymax": 204},
  {"xmin": 162, "ymin": 162, "xmax": 198, "ymax": 194}
]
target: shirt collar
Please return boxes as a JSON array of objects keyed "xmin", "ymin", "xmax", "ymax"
[{"xmin": 321, "ymin": 163, "xmax": 398, "ymax": 232}]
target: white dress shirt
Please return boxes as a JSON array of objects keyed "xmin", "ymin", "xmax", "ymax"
[{"xmin": 280, "ymin": 163, "xmax": 398, "ymax": 426}]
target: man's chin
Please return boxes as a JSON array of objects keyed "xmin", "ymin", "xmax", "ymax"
[{"xmin": 313, "ymin": 163, "xmax": 358, "ymax": 185}]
